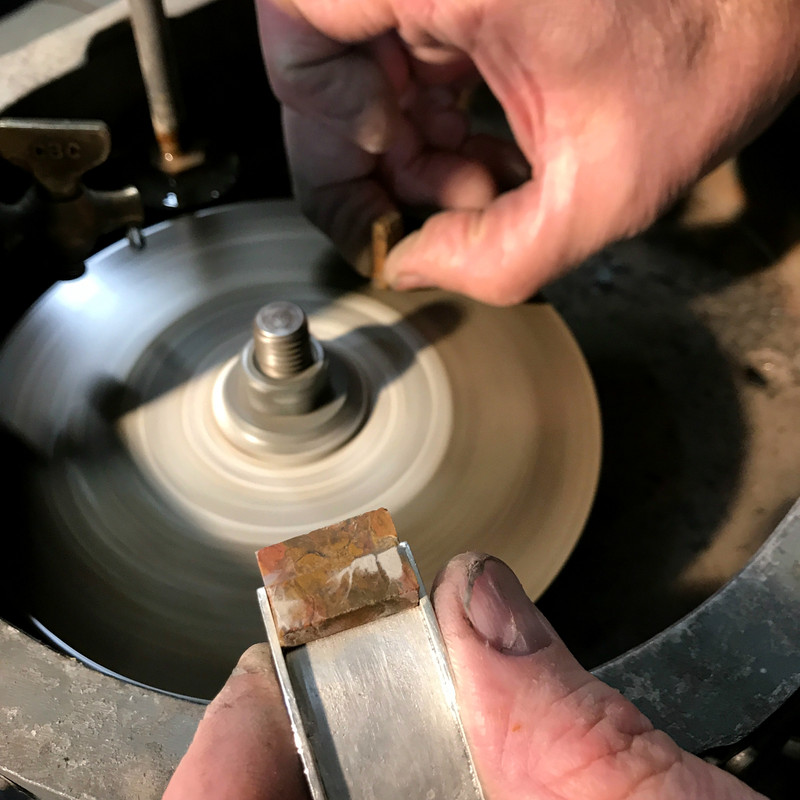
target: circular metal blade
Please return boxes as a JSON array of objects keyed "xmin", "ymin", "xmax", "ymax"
[{"xmin": 0, "ymin": 201, "xmax": 601, "ymax": 699}]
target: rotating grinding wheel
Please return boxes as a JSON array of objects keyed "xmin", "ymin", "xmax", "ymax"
[{"xmin": 0, "ymin": 201, "xmax": 601, "ymax": 699}]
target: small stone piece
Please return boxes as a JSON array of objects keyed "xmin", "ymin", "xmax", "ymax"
[
  {"xmin": 371, "ymin": 211, "xmax": 404, "ymax": 289},
  {"xmin": 257, "ymin": 509, "xmax": 420, "ymax": 647}
]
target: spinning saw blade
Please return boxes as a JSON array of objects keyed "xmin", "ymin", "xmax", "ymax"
[{"xmin": 0, "ymin": 201, "xmax": 600, "ymax": 699}]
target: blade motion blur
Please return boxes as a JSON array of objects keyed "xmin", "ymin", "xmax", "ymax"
[{"xmin": 0, "ymin": 201, "xmax": 600, "ymax": 698}]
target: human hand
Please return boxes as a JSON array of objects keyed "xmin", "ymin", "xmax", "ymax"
[
  {"xmin": 163, "ymin": 553, "xmax": 763, "ymax": 800},
  {"xmin": 255, "ymin": 0, "xmax": 800, "ymax": 304}
]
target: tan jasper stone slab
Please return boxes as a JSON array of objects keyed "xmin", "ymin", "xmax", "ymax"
[{"xmin": 257, "ymin": 509, "xmax": 420, "ymax": 647}]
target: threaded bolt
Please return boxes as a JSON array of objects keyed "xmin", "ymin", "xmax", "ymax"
[{"xmin": 252, "ymin": 301, "xmax": 316, "ymax": 379}]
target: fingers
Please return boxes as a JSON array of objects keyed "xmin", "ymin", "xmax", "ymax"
[
  {"xmin": 258, "ymin": 0, "xmax": 553, "ymax": 302},
  {"xmin": 460, "ymin": 134, "xmax": 532, "ymax": 192},
  {"xmin": 162, "ymin": 560, "xmax": 761, "ymax": 800},
  {"xmin": 162, "ymin": 644, "xmax": 308, "ymax": 800},
  {"xmin": 259, "ymin": 0, "xmax": 531, "ymax": 296},
  {"xmin": 403, "ymin": 85, "xmax": 471, "ymax": 151},
  {"xmin": 379, "ymin": 182, "xmax": 560, "ymax": 305},
  {"xmin": 431, "ymin": 554, "xmax": 764, "ymax": 800},
  {"xmin": 282, "ymin": 106, "xmax": 394, "ymax": 274},
  {"xmin": 284, "ymin": 106, "xmax": 501, "ymax": 276},
  {"xmin": 256, "ymin": 0, "xmax": 402, "ymax": 154},
  {"xmin": 379, "ymin": 116, "xmax": 498, "ymax": 208}
]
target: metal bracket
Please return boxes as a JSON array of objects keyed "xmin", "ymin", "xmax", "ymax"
[{"xmin": 257, "ymin": 509, "xmax": 485, "ymax": 800}]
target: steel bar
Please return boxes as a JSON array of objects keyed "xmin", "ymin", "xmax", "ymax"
[
  {"xmin": 127, "ymin": 0, "xmax": 189, "ymax": 171},
  {"xmin": 258, "ymin": 510, "xmax": 484, "ymax": 800}
]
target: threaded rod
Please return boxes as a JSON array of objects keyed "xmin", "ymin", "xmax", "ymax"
[{"xmin": 253, "ymin": 302, "xmax": 316, "ymax": 379}]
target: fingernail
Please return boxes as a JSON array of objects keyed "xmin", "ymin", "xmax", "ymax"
[
  {"xmin": 465, "ymin": 557, "xmax": 552, "ymax": 655},
  {"xmin": 354, "ymin": 103, "xmax": 396, "ymax": 154}
]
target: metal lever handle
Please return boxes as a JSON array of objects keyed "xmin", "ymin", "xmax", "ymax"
[
  {"xmin": 0, "ymin": 119, "xmax": 111, "ymax": 201},
  {"xmin": 0, "ymin": 118, "xmax": 144, "ymax": 270}
]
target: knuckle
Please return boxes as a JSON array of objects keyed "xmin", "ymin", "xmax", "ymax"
[{"xmin": 544, "ymin": 681, "xmax": 684, "ymax": 797}]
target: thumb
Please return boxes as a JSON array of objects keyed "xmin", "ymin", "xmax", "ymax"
[
  {"xmin": 432, "ymin": 554, "xmax": 763, "ymax": 800},
  {"xmin": 382, "ymin": 178, "xmax": 577, "ymax": 306}
]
